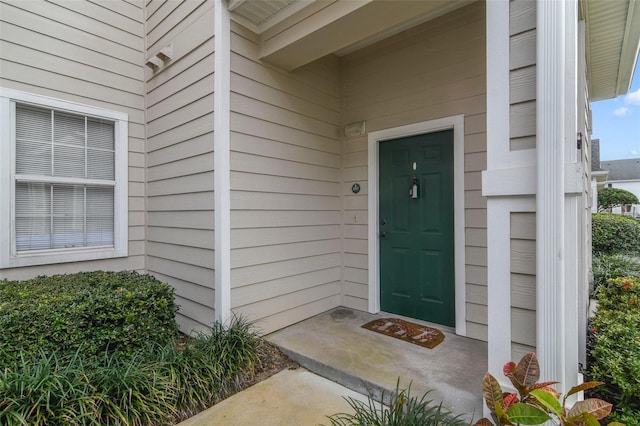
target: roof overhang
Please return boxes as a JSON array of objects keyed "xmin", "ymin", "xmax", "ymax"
[
  {"xmin": 585, "ymin": 0, "xmax": 640, "ymax": 101},
  {"xmin": 227, "ymin": 0, "xmax": 474, "ymax": 71}
]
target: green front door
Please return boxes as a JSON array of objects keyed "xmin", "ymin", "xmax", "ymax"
[{"xmin": 379, "ymin": 130, "xmax": 455, "ymax": 326}]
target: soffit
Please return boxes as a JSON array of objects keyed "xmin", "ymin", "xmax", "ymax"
[
  {"xmin": 227, "ymin": 0, "xmax": 474, "ymax": 71},
  {"xmin": 586, "ymin": 0, "xmax": 640, "ymax": 101}
]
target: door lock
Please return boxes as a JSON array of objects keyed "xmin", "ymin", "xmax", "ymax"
[{"xmin": 380, "ymin": 231, "xmax": 387, "ymax": 239}]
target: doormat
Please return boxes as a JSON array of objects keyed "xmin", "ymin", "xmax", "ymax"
[{"xmin": 362, "ymin": 318, "xmax": 445, "ymax": 349}]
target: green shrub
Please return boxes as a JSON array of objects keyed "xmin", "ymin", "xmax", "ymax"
[
  {"xmin": 592, "ymin": 213, "xmax": 640, "ymax": 256},
  {"xmin": 592, "ymin": 254, "xmax": 640, "ymax": 297},
  {"xmin": 0, "ymin": 271, "xmax": 178, "ymax": 362},
  {"xmin": 326, "ymin": 381, "xmax": 467, "ymax": 426},
  {"xmin": 0, "ymin": 317, "xmax": 261, "ymax": 426},
  {"xmin": 587, "ymin": 276, "xmax": 640, "ymax": 424}
]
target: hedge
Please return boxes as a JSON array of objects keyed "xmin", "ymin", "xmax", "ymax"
[
  {"xmin": 587, "ymin": 276, "xmax": 640, "ymax": 424},
  {"xmin": 592, "ymin": 213, "xmax": 640, "ymax": 256},
  {"xmin": 0, "ymin": 271, "xmax": 178, "ymax": 361}
]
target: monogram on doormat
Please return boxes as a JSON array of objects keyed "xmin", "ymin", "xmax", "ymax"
[{"xmin": 362, "ymin": 318, "xmax": 445, "ymax": 349}]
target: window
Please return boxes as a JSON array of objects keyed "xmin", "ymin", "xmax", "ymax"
[{"xmin": 1, "ymin": 89, "xmax": 128, "ymax": 268}]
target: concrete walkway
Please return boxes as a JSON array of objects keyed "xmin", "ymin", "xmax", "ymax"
[{"xmin": 177, "ymin": 368, "xmax": 368, "ymax": 426}]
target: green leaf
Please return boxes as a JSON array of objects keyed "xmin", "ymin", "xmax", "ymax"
[
  {"xmin": 505, "ymin": 402, "xmax": 551, "ymax": 425},
  {"xmin": 582, "ymin": 412, "xmax": 602, "ymax": 426},
  {"xmin": 567, "ymin": 399, "xmax": 612, "ymax": 421},
  {"xmin": 530, "ymin": 389, "xmax": 562, "ymax": 417},
  {"xmin": 482, "ymin": 373, "xmax": 503, "ymax": 415}
]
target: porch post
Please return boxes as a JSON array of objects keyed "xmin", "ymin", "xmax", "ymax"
[
  {"xmin": 536, "ymin": 0, "xmax": 580, "ymax": 393},
  {"xmin": 214, "ymin": 0, "xmax": 231, "ymax": 324}
]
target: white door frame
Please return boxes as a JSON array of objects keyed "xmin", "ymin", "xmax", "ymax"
[{"xmin": 367, "ymin": 115, "xmax": 467, "ymax": 336}]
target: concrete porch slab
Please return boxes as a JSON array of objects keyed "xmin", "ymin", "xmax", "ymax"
[{"xmin": 267, "ymin": 307, "xmax": 488, "ymax": 422}]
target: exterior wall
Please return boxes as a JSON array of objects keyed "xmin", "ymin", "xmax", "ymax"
[
  {"xmin": 341, "ymin": 2, "xmax": 488, "ymax": 340},
  {"xmin": 144, "ymin": 1, "xmax": 215, "ymax": 333},
  {"xmin": 509, "ymin": 0, "xmax": 537, "ymax": 355},
  {"xmin": 0, "ymin": 0, "xmax": 145, "ymax": 280},
  {"xmin": 510, "ymin": 212, "xmax": 536, "ymax": 360},
  {"xmin": 228, "ymin": 22, "xmax": 343, "ymax": 333}
]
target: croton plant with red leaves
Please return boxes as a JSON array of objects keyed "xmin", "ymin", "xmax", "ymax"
[{"xmin": 474, "ymin": 353, "xmax": 623, "ymax": 426}]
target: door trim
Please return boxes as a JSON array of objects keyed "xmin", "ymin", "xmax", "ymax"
[{"xmin": 367, "ymin": 115, "xmax": 467, "ymax": 336}]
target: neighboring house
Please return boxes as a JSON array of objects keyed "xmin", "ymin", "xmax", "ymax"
[
  {"xmin": 601, "ymin": 158, "xmax": 640, "ymax": 216},
  {"xmin": 590, "ymin": 139, "xmax": 609, "ymax": 212},
  {"xmin": 1, "ymin": 0, "xmax": 639, "ymax": 398}
]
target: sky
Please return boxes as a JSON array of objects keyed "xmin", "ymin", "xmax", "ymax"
[{"xmin": 591, "ymin": 60, "xmax": 640, "ymax": 161}]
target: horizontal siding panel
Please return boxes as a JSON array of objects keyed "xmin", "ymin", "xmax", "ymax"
[
  {"xmin": 148, "ymin": 134, "xmax": 213, "ymax": 166},
  {"xmin": 147, "ymin": 172, "xmax": 214, "ymax": 196},
  {"xmin": 1, "ymin": 59, "xmax": 143, "ymax": 111},
  {"xmin": 344, "ymin": 267, "xmax": 367, "ymax": 285},
  {"xmin": 465, "ymin": 208, "xmax": 487, "ymax": 229},
  {"xmin": 510, "ymin": 29, "xmax": 536, "ymax": 70},
  {"xmin": 230, "ymin": 114, "xmax": 340, "ymax": 154},
  {"xmin": 147, "ymin": 153, "xmax": 214, "ymax": 182},
  {"xmin": 147, "ymin": 75, "xmax": 213, "ymax": 121},
  {"xmin": 512, "ymin": 342, "xmax": 536, "ymax": 362},
  {"xmin": 8, "ymin": 1, "xmax": 142, "ymax": 50},
  {"xmin": 466, "ymin": 303, "xmax": 487, "ymax": 325},
  {"xmin": 147, "ymin": 211, "xmax": 214, "ymax": 230},
  {"xmin": 233, "ymin": 282, "xmax": 340, "ymax": 320},
  {"xmin": 174, "ymin": 294, "xmax": 215, "ymax": 329},
  {"xmin": 510, "ymin": 0, "xmax": 536, "ymax": 35},
  {"xmin": 465, "ymin": 190, "xmax": 487, "ymax": 209},
  {"xmin": 231, "ymin": 225, "xmax": 340, "ymax": 249},
  {"xmin": 466, "ymin": 265, "xmax": 488, "ymax": 286},
  {"xmin": 231, "ymin": 93, "xmax": 338, "ymax": 140},
  {"xmin": 0, "ymin": 3, "xmax": 141, "ymax": 64},
  {"xmin": 230, "ymin": 152, "xmax": 339, "ymax": 182},
  {"xmin": 510, "ymin": 136, "xmax": 536, "ymax": 151},
  {"xmin": 466, "ymin": 322, "xmax": 488, "ymax": 341},
  {"xmin": 511, "ymin": 239, "xmax": 536, "ymax": 275},
  {"xmin": 232, "ymin": 133, "xmax": 339, "ymax": 168},
  {"xmin": 249, "ymin": 295, "xmax": 341, "ymax": 334},
  {"xmin": 148, "ymin": 226, "xmax": 214, "ymax": 250},
  {"xmin": 231, "ymin": 172, "xmax": 340, "ymax": 196},
  {"xmin": 1, "ymin": 22, "xmax": 143, "ymax": 79},
  {"xmin": 510, "ymin": 101, "xmax": 536, "ymax": 138},
  {"xmin": 511, "ymin": 273, "xmax": 536, "ymax": 310},
  {"xmin": 152, "ymin": 272, "xmax": 214, "ymax": 308},
  {"xmin": 466, "ymin": 283, "xmax": 487, "ymax": 305},
  {"xmin": 510, "ymin": 66, "xmax": 536, "ymax": 104},
  {"xmin": 88, "ymin": 0, "xmax": 143, "ymax": 22},
  {"xmin": 511, "ymin": 307, "xmax": 536, "ymax": 346},
  {"xmin": 231, "ymin": 239, "xmax": 341, "ymax": 269},
  {"xmin": 230, "ymin": 53, "xmax": 340, "ymax": 112},
  {"xmin": 147, "ymin": 192, "xmax": 214, "ymax": 211},
  {"xmin": 148, "ymin": 1, "xmax": 211, "ymax": 52},
  {"xmin": 344, "ymin": 224, "xmax": 367, "ymax": 240},
  {"xmin": 231, "ymin": 192, "xmax": 339, "ymax": 211},
  {"xmin": 466, "ymin": 228, "xmax": 487, "ymax": 247},
  {"xmin": 231, "ymin": 73, "xmax": 340, "ymax": 125},
  {"xmin": 232, "ymin": 210, "xmax": 340, "ymax": 229},
  {"xmin": 147, "ymin": 114, "xmax": 214, "ymax": 152},
  {"xmin": 344, "ymin": 253, "xmax": 367, "ymax": 270},
  {"xmin": 147, "ymin": 241, "xmax": 213, "ymax": 269},
  {"xmin": 232, "ymin": 268, "xmax": 341, "ymax": 307},
  {"xmin": 147, "ymin": 94, "xmax": 214, "ymax": 137},
  {"xmin": 343, "ymin": 281, "xmax": 368, "ymax": 299},
  {"xmin": 511, "ymin": 212, "xmax": 536, "ymax": 239},
  {"xmin": 49, "ymin": 0, "xmax": 143, "ymax": 36},
  {"xmin": 231, "ymin": 253, "xmax": 341, "ymax": 288},
  {"xmin": 147, "ymin": 256, "xmax": 214, "ymax": 288}
]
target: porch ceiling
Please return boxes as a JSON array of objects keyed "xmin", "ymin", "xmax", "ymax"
[
  {"xmin": 586, "ymin": 0, "xmax": 640, "ymax": 101},
  {"xmin": 227, "ymin": 0, "xmax": 474, "ymax": 72}
]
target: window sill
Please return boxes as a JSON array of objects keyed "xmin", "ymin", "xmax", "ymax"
[{"xmin": 0, "ymin": 246, "xmax": 128, "ymax": 269}]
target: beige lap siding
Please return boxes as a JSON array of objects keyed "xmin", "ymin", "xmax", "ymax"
[
  {"xmin": 144, "ymin": 0, "xmax": 216, "ymax": 333},
  {"xmin": 341, "ymin": 2, "xmax": 488, "ymax": 341},
  {"xmin": 229, "ymin": 22, "xmax": 342, "ymax": 334},
  {"xmin": 0, "ymin": 0, "xmax": 145, "ymax": 280}
]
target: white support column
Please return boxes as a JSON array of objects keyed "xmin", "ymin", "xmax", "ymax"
[
  {"xmin": 485, "ymin": 0, "xmax": 512, "ymax": 384},
  {"xmin": 536, "ymin": 0, "xmax": 569, "ymax": 392},
  {"xmin": 214, "ymin": 0, "xmax": 231, "ymax": 324}
]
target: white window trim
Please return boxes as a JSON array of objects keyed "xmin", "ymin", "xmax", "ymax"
[{"xmin": 0, "ymin": 88, "xmax": 128, "ymax": 268}]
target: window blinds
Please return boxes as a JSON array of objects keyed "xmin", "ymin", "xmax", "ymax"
[{"xmin": 14, "ymin": 104, "xmax": 116, "ymax": 252}]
